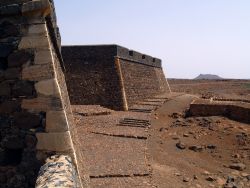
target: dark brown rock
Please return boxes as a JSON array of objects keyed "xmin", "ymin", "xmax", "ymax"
[
  {"xmin": 4, "ymin": 68, "xmax": 20, "ymax": 80},
  {"xmin": 229, "ymin": 163, "xmax": 246, "ymax": 171},
  {"xmin": 0, "ymin": 148, "xmax": 6, "ymax": 165},
  {"xmin": 12, "ymin": 81, "xmax": 35, "ymax": 97},
  {"xmin": 8, "ymin": 50, "xmax": 32, "ymax": 67},
  {"xmin": 0, "ymin": 4, "xmax": 21, "ymax": 16},
  {"xmin": 0, "ymin": 100, "xmax": 20, "ymax": 114},
  {"xmin": 176, "ymin": 142, "xmax": 186, "ymax": 150},
  {"xmin": 189, "ymin": 145, "xmax": 203, "ymax": 152},
  {"xmin": 0, "ymin": 57, "xmax": 8, "ymax": 70},
  {"xmin": 0, "ymin": 172, "xmax": 7, "ymax": 184},
  {"xmin": 0, "ymin": 22, "xmax": 19, "ymax": 39},
  {"xmin": 13, "ymin": 112, "xmax": 41, "ymax": 129},
  {"xmin": 2, "ymin": 136, "xmax": 24, "ymax": 149},
  {"xmin": 25, "ymin": 135, "xmax": 37, "ymax": 149},
  {"xmin": 0, "ymin": 44, "xmax": 14, "ymax": 58},
  {"xmin": 0, "ymin": 82, "xmax": 11, "ymax": 96}
]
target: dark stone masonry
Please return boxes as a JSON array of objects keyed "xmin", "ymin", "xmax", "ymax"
[
  {"xmin": 0, "ymin": 0, "xmax": 82, "ymax": 187},
  {"xmin": 62, "ymin": 45, "xmax": 170, "ymax": 110}
]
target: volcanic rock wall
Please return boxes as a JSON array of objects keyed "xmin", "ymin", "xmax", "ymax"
[
  {"xmin": 62, "ymin": 45, "xmax": 170, "ymax": 110},
  {"xmin": 0, "ymin": 0, "xmax": 84, "ymax": 187}
]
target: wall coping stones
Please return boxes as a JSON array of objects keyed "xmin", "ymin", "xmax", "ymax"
[
  {"xmin": 35, "ymin": 78, "xmax": 60, "ymax": 96},
  {"xmin": 45, "ymin": 110, "xmax": 69, "ymax": 132},
  {"xmin": 62, "ymin": 44, "xmax": 163, "ymax": 68},
  {"xmin": 22, "ymin": 0, "xmax": 51, "ymax": 17},
  {"xmin": 36, "ymin": 131, "xmax": 73, "ymax": 152}
]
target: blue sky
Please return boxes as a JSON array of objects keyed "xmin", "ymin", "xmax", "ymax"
[{"xmin": 54, "ymin": 0, "xmax": 250, "ymax": 79}]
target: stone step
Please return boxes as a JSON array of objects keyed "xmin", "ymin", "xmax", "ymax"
[
  {"xmin": 122, "ymin": 118, "xmax": 150, "ymax": 123},
  {"xmin": 129, "ymin": 109, "xmax": 153, "ymax": 113}
]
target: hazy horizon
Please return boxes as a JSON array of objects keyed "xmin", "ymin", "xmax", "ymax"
[{"xmin": 54, "ymin": 0, "xmax": 250, "ymax": 79}]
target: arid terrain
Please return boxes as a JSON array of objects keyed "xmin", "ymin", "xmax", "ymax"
[
  {"xmin": 72, "ymin": 79, "xmax": 250, "ymax": 188},
  {"xmin": 149, "ymin": 79, "xmax": 250, "ymax": 188},
  {"xmin": 169, "ymin": 79, "xmax": 250, "ymax": 100}
]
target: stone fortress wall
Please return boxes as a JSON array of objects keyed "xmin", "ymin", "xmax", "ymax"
[
  {"xmin": 62, "ymin": 45, "xmax": 170, "ymax": 111},
  {"xmin": 0, "ymin": 0, "xmax": 85, "ymax": 187}
]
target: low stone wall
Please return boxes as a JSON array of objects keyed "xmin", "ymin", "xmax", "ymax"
[
  {"xmin": 36, "ymin": 155, "xmax": 80, "ymax": 188},
  {"xmin": 189, "ymin": 99, "xmax": 250, "ymax": 124}
]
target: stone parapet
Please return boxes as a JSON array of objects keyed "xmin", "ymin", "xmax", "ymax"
[{"xmin": 189, "ymin": 99, "xmax": 250, "ymax": 124}]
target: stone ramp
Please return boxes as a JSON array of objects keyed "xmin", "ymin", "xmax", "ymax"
[
  {"xmin": 75, "ymin": 110, "xmax": 152, "ymax": 187},
  {"xmin": 74, "ymin": 93, "xmax": 177, "ymax": 187},
  {"xmin": 80, "ymin": 133, "xmax": 150, "ymax": 176}
]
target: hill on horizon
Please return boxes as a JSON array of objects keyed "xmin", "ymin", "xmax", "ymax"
[{"xmin": 194, "ymin": 74, "xmax": 223, "ymax": 80}]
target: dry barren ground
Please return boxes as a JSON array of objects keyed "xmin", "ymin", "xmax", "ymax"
[
  {"xmin": 149, "ymin": 94, "xmax": 250, "ymax": 188},
  {"xmin": 73, "ymin": 80, "xmax": 250, "ymax": 187},
  {"xmin": 169, "ymin": 79, "xmax": 250, "ymax": 100}
]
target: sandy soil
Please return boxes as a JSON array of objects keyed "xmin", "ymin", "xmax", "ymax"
[
  {"xmin": 149, "ymin": 94, "xmax": 250, "ymax": 188},
  {"xmin": 169, "ymin": 79, "xmax": 250, "ymax": 100}
]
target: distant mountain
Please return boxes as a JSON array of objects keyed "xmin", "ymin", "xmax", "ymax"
[{"xmin": 194, "ymin": 74, "xmax": 223, "ymax": 80}]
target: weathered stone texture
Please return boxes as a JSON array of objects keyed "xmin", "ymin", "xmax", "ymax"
[
  {"xmin": 62, "ymin": 45, "xmax": 124, "ymax": 110},
  {"xmin": 189, "ymin": 100, "xmax": 250, "ymax": 123},
  {"xmin": 36, "ymin": 155, "xmax": 81, "ymax": 188},
  {"xmin": 22, "ymin": 63, "xmax": 54, "ymax": 81},
  {"xmin": 0, "ymin": 1, "xmax": 82, "ymax": 187},
  {"xmin": 36, "ymin": 131, "xmax": 73, "ymax": 151},
  {"xmin": 120, "ymin": 59, "xmax": 168, "ymax": 107},
  {"xmin": 35, "ymin": 78, "xmax": 59, "ymax": 96},
  {"xmin": 46, "ymin": 110, "xmax": 68, "ymax": 132},
  {"xmin": 62, "ymin": 45, "xmax": 169, "ymax": 110}
]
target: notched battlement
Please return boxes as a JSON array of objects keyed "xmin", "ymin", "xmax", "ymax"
[{"xmin": 62, "ymin": 44, "xmax": 162, "ymax": 68}]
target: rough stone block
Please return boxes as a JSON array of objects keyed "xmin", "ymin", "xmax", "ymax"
[
  {"xmin": 22, "ymin": 64, "xmax": 54, "ymax": 81},
  {"xmin": 2, "ymin": 135, "xmax": 24, "ymax": 149},
  {"xmin": 4, "ymin": 68, "xmax": 21, "ymax": 80},
  {"xmin": 0, "ymin": 0, "xmax": 30, "ymax": 7},
  {"xmin": 13, "ymin": 111, "xmax": 41, "ymax": 129},
  {"xmin": 25, "ymin": 134, "xmax": 37, "ymax": 149},
  {"xmin": 8, "ymin": 50, "xmax": 32, "ymax": 67},
  {"xmin": 22, "ymin": 0, "xmax": 51, "ymax": 17},
  {"xmin": 12, "ymin": 80, "xmax": 35, "ymax": 97},
  {"xmin": 0, "ymin": 43, "xmax": 14, "ymax": 58},
  {"xmin": 22, "ymin": 96, "xmax": 62, "ymax": 111},
  {"xmin": 0, "ymin": 100, "xmax": 20, "ymax": 114},
  {"xmin": 35, "ymin": 79, "xmax": 59, "ymax": 96},
  {"xmin": 0, "ymin": 82, "xmax": 11, "ymax": 96},
  {"xmin": 34, "ymin": 49, "xmax": 52, "ymax": 65},
  {"xmin": 46, "ymin": 110, "xmax": 68, "ymax": 132},
  {"xmin": 18, "ymin": 35, "xmax": 49, "ymax": 49},
  {"xmin": 0, "ymin": 4, "xmax": 21, "ymax": 16},
  {"xmin": 36, "ymin": 131, "xmax": 73, "ymax": 152},
  {"xmin": 27, "ymin": 23, "xmax": 47, "ymax": 35},
  {"xmin": 0, "ymin": 21, "xmax": 20, "ymax": 39}
]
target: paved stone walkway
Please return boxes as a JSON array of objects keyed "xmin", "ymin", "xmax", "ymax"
[{"xmin": 73, "ymin": 93, "xmax": 178, "ymax": 187}]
